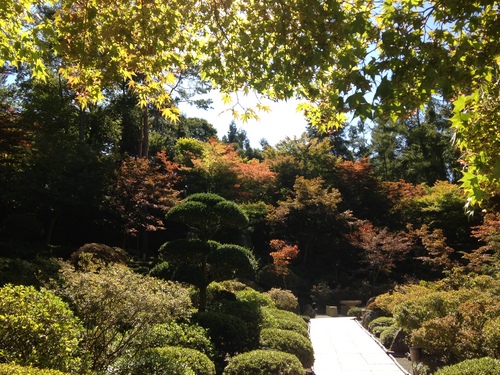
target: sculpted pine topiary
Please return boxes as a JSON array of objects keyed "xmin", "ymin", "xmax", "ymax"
[{"xmin": 162, "ymin": 193, "xmax": 256, "ymax": 311}]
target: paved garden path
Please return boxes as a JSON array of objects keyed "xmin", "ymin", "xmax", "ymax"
[{"xmin": 309, "ymin": 317, "xmax": 408, "ymax": 375}]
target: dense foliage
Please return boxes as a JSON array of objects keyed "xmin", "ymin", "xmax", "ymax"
[
  {"xmin": 4, "ymin": 1, "xmax": 500, "ymax": 373},
  {"xmin": 0, "ymin": 285, "xmax": 83, "ymax": 373}
]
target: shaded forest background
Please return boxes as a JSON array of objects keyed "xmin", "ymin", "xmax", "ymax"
[{"xmin": 1, "ymin": 67, "xmax": 493, "ymax": 304}]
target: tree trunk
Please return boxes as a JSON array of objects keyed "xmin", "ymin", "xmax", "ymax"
[{"xmin": 139, "ymin": 106, "xmax": 149, "ymax": 158}]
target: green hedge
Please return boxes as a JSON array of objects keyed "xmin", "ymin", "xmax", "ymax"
[
  {"xmin": 259, "ymin": 328, "xmax": 314, "ymax": 368},
  {"xmin": 0, "ymin": 364, "xmax": 68, "ymax": 375},
  {"xmin": 434, "ymin": 357, "xmax": 500, "ymax": 375},
  {"xmin": 117, "ymin": 346, "xmax": 215, "ymax": 375},
  {"xmin": 261, "ymin": 307, "xmax": 309, "ymax": 338},
  {"xmin": 143, "ymin": 322, "xmax": 214, "ymax": 357},
  {"xmin": 223, "ymin": 350, "xmax": 304, "ymax": 375}
]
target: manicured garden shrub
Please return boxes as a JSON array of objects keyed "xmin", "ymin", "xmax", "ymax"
[
  {"xmin": 261, "ymin": 307, "xmax": 309, "ymax": 338},
  {"xmin": 223, "ymin": 350, "xmax": 304, "ymax": 375},
  {"xmin": 379, "ymin": 325, "xmax": 399, "ymax": 348},
  {"xmin": 235, "ymin": 288, "xmax": 275, "ymax": 308},
  {"xmin": 0, "ymin": 364, "xmax": 68, "ymax": 375},
  {"xmin": 0, "ymin": 284, "xmax": 83, "ymax": 373},
  {"xmin": 259, "ymin": 328, "xmax": 314, "ymax": 368},
  {"xmin": 69, "ymin": 243, "xmax": 128, "ymax": 269},
  {"xmin": 368, "ymin": 316, "xmax": 396, "ymax": 337},
  {"xmin": 116, "ymin": 346, "xmax": 215, "ymax": 375},
  {"xmin": 193, "ymin": 311, "xmax": 250, "ymax": 357},
  {"xmin": 434, "ymin": 357, "xmax": 500, "ymax": 375},
  {"xmin": 265, "ymin": 288, "xmax": 299, "ymax": 313},
  {"xmin": 143, "ymin": 321, "xmax": 214, "ymax": 357},
  {"xmin": 347, "ymin": 307, "xmax": 364, "ymax": 319},
  {"xmin": 148, "ymin": 261, "xmax": 170, "ymax": 279}
]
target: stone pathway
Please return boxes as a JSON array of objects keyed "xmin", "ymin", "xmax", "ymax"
[{"xmin": 309, "ymin": 317, "xmax": 408, "ymax": 375}]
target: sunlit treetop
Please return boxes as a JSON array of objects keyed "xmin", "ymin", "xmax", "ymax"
[{"xmin": 2, "ymin": 0, "xmax": 500, "ymax": 205}]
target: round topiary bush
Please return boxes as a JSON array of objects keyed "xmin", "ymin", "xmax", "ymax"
[
  {"xmin": 0, "ymin": 364, "xmax": 68, "ymax": 375},
  {"xmin": 261, "ymin": 307, "xmax": 309, "ymax": 338},
  {"xmin": 193, "ymin": 311, "xmax": 250, "ymax": 357},
  {"xmin": 235, "ymin": 288, "xmax": 275, "ymax": 308},
  {"xmin": 223, "ymin": 349, "xmax": 304, "ymax": 375},
  {"xmin": 368, "ymin": 316, "xmax": 396, "ymax": 336},
  {"xmin": 434, "ymin": 357, "xmax": 500, "ymax": 375},
  {"xmin": 69, "ymin": 243, "xmax": 128, "ymax": 269},
  {"xmin": 379, "ymin": 325, "xmax": 400, "ymax": 348},
  {"xmin": 265, "ymin": 288, "xmax": 300, "ymax": 313},
  {"xmin": 143, "ymin": 321, "xmax": 214, "ymax": 357},
  {"xmin": 0, "ymin": 284, "xmax": 83, "ymax": 373},
  {"xmin": 117, "ymin": 346, "xmax": 216, "ymax": 375},
  {"xmin": 259, "ymin": 328, "xmax": 314, "ymax": 368}
]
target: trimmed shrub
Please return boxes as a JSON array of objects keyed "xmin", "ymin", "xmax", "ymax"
[
  {"xmin": 434, "ymin": 357, "xmax": 500, "ymax": 375},
  {"xmin": 235, "ymin": 288, "xmax": 275, "ymax": 308},
  {"xmin": 0, "ymin": 284, "xmax": 83, "ymax": 373},
  {"xmin": 143, "ymin": 322, "xmax": 214, "ymax": 357},
  {"xmin": 193, "ymin": 311, "xmax": 250, "ymax": 357},
  {"xmin": 368, "ymin": 317, "xmax": 396, "ymax": 336},
  {"xmin": 148, "ymin": 261, "xmax": 170, "ymax": 280},
  {"xmin": 261, "ymin": 307, "xmax": 309, "ymax": 338},
  {"xmin": 259, "ymin": 328, "xmax": 314, "ymax": 368},
  {"xmin": 265, "ymin": 288, "xmax": 299, "ymax": 313},
  {"xmin": 69, "ymin": 243, "xmax": 127, "ymax": 269},
  {"xmin": 379, "ymin": 325, "xmax": 399, "ymax": 348},
  {"xmin": 0, "ymin": 364, "xmax": 68, "ymax": 375},
  {"xmin": 117, "ymin": 346, "xmax": 215, "ymax": 375},
  {"xmin": 347, "ymin": 307, "xmax": 364, "ymax": 319},
  {"xmin": 223, "ymin": 350, "xmax": 304, "ymax": 375}
]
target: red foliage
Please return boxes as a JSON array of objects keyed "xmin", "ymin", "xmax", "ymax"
[
  {"xmin": 464, "ymin": 212, "xmax": 500, "ymax": 272},
  {"xmin": 348, "ymin": 220, "xmax": 413, "ymax": 283},
  {"xmin": 112, "ymin": 151, "xmax": 181, "ymax": 236},
  {"xmin": 269, "ymin": 239, "xmax": 299, "ymax": 276}
]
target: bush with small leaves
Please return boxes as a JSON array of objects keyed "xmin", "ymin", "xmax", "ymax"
[
  {"xmin": 0, "ymin": 364, "xmax": 68, "ymax": 375},
  {"xmin": 69, "ymin": 243, "xmax": 128, "ymax": 269},
  {"xmin": 115, "ymin": 346, "xmax": 215, "ymax": 375},
  {"xmin": 223, "ymin": 349, "xmax": 304, "ymax": 375},
  {"xmin": 347, "ymin": 307, "xmax": 364, "ymax": 319},
  {"xmin": 148, "ymin": 261, "xmax": 170, "ymax": 279},
  {"xmin": 261, "ymin": 307, "xmax": 309, "ymax": 338},
  {"xmin": 142, "ymin": 321, "xmax": 214, "ymax": 357},
  {"xmin": 259, "ymin": 328, "xmax": 314, "ymax": 368},
  {"xmin": 379, "ymin": 325, "xmax": 400, "ymax": 348},
  {"xmin": 434, "ymin": 357, "xmax": 500, "ymax": 375},
  {"xmin": 193, "ymin": 311, "xmax": 250, "ymax": 358},
  {"xmin": 0, "ymin": 284, "xmax": 83, "ymax": 373},
  {"xmin": 368, "ymin": 317, "xmax": 396, "ymax": 336},
  {"xmin": 235, "ymin": 288, "xmax": 275, "ymax": 308},
  {"xmin": 265, "ymin": 288, "xmax": 300, "ymax": 313},
  {"xmin": 483, "ymin": 316, "xmax": 500, "ymax": 358},
  {"xmin": 53, "ymin": 262, "xmax": 193, "ymax": 372}
]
